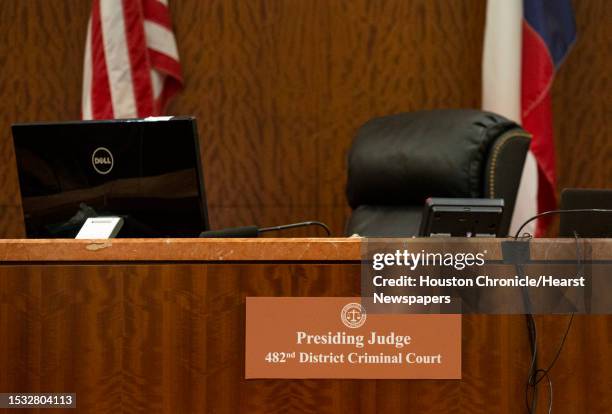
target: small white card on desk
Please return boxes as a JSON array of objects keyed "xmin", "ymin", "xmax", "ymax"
[{"xmin": 75, "ymin": 217, "xmax": 124, "ymax": 239}]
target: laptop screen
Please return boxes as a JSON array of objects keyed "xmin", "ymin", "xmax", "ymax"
[
  {"xmin": 12, "ymin": 117, "xmax": 209, "ymax": 238},
  {"xmin": 559, "ymin": 188, "xmax": 612, "ymax": 238}
]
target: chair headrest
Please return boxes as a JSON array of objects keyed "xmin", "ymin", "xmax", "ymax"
[{"xmin": 346, "ymin": 109, "xmax": 521, "ymax": 208}]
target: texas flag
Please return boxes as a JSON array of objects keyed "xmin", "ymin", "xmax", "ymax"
[{"xmin": 482, "ymin": 0, "xmax": 576, "ymax": 236}]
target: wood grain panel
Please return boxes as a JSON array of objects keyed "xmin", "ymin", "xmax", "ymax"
[
  {"xmin": 535, "ymin": 314, "xmax": 612, "ymax": 413},
  {"xmin": 0, "ymin": 238, "xmax": 362, "ymax": 262},
  {"xmin": 553, "ymin": 0, "xmax": 612, "ymax": 194},
  {"xmin": 0, "ymin": 263, "xmax": 363, "ymax": 413},
  {"xmin": 2, "ymin": 258, "xmax": 610, "ymax": 413},
  {"xmin": 167, "ymin": 0, "xmax": 323, "ymax": 209},
  {"xmin": 0, "ymin": 205, "xmax": 24, "ymax": 239}
]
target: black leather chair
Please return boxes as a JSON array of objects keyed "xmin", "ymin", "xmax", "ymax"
[{"xmin": 345, "ymin": 109, "xmax": 531, "ymax": 237}]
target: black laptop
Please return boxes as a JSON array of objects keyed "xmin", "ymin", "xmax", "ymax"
[
  {"xmin": 12, "ymin": 117, "xmax": 209, "ymax": 238},
  {"xmin": 559, "ymin": 188, "xmax": 612, "ymax": 237}
]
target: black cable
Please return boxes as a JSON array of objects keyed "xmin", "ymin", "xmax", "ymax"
[
  {"xmin": 534, "ymin": 314, "xmax": 574, "ymax": 386},
  {"xmin": 200, "ymin": 221, "xmax": 332, "ymax": 238},
  {"xmin": 525, "ymin": 314, "xmax": 576, "ymax": 414},
  {"xmin": 535, "ymin": 368, "xmax": 553, "ymax": 414},
  {"xmin": 514, "ymin": 208, "xmax": 612, "ymax": 239},
  {"xmin": 259, "ymin": 221, "xmax": 331, "ymax": 236},
  {"xmin": 525, "ymin": 313, "xmax": 539, "ymax": 413},
  {"xmin": 531, "ymin": 233, "xmax": 580, "ymax": 385},
  {"xmin": 520, "ymin": 222, "xmax": 586, "ymax": 413}
]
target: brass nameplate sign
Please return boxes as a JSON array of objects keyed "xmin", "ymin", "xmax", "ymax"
[{"xmin": 245, "ymin": 297, "xmax": 461, "ymax": 379}]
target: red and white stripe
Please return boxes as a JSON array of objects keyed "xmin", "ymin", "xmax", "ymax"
[
  {"xmin": 82, "ymin": 0, "xmax": 182, "ymax": 120},
  {"xmin": 482, "ymin": 0, "xmax": 539, "ymax": 236}
]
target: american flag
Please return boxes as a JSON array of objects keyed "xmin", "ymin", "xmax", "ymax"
[
  {"xmin": 82, "ymin": 0, "xmax": 182, "ymax": 119},
  {"xmin": 482, "ymin": 0, "xmax": 575, "ymax": 236}
]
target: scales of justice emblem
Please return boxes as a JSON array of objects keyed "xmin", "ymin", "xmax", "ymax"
[{"xmin": 340, "ymin": 302, "xmax": 366, "ymax": 329}]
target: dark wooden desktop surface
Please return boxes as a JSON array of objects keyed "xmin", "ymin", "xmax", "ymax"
[{"xmin": 0, "ymin": 238, "xmax": 610, "ymax": 413}]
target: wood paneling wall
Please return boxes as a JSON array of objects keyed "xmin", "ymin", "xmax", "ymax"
[
  {"xmin": 552, "ymin": 0, "xmax": 612, "ymax": 190},
  {"xmin": 166, "ymin": 0, "xmax": 488, "ymax": 235},
  {"xmin": 0, "ymin": 0, "xmax": 610, "ymax": 237}
]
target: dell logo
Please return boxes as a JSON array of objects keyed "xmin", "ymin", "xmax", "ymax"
[{"xmin": 92, "ymin": 147, "xmax": 114, "ymax": 174}]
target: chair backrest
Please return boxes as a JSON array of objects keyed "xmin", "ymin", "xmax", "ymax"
[{"xmin": 345, "ymin": 109, "xmax": 531, "ymax": 236}]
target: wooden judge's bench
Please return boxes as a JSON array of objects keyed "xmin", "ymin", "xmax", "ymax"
[{"xmin": 0, "ymin": 238, "xmax": 610, "ymax": 413}]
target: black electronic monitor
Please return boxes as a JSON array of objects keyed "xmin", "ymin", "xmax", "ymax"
[
  {"xmin": 559, "ymin": 188, "xmax": 612, "ymax": 237},
  {"xmin": 418, "ymin": 197, "xmax": 504, "ymax": 237},
  {"xmin": 12, "ymin": 117, "xmax": 209, "ymax": 238}
]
